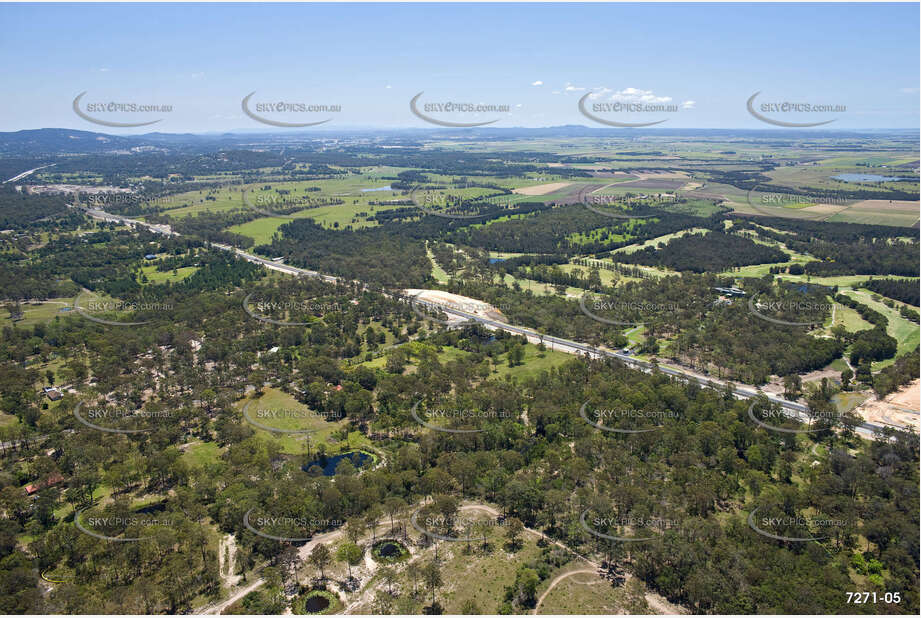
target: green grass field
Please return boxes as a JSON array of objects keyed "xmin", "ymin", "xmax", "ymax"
[
  {"xmin": 493, "ymin": 344, "xmax": 573, "ymax": 381},
  {"xmin": 234, "ymin": 387, "xmax": 360, "ymax": 455},
  {"xmin": 840, "ymin": 288, "xmax": 920, "ymax": 369},
  {"xmin": 140, "ymin": 265, "xmax": 198, "ymax": 284},
  {"xmin": 180, "ymin": 441, "xmax": 223, "ymax": 468},
  {"xmin": 1, "ymin": 298, "xmax": 77, "ymax": 327}
]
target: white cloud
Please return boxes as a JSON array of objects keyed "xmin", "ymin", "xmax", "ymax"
[
  {"xmin": 608, "ymin": 87, "xmax": 671, "ymax": 104},
  {"xmin": 386, "ymin": 85, "xmax": 392, "ymax": 89},
  {"xmin": 531, "ymin": 80, "xmax": 543, "ymax": 86},
  {"xmin": 899, "ymin": 87, "xmax": 919, "ymax": 94},
  {"xmin": 564, "ymin": 83, "xmax": 586, "ymax": 92},
  {"xmin": 682, "ymin": 100, "xmax": 696, "ymax": 109},
  {"xmin": 98, "ymin": 68, "xmax": 110, "ymax": 72},
  {"xmin": 587, "ymin": 87, "xmax": 612, "ymax": 100}
]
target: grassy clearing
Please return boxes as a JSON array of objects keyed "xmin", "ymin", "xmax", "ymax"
[
  {"xmin": 536, "ymin": 569, "xmax": 626, "ymax": 614},
  {"xmin": 430, "ymin": 515, "xmax": 544, "ymax": 614},
  {"xmin": 140, "ymin": 265, "xmax": 198, "ymax": 284},
  {"xmin": 181, "ymin": 441, "xmax": 223, "ymax": 468},
  {"xmin": 776, "ymin": 274, "xmax": 918, "ymax": 289},
  {"xmin": 234, "ymin": 387, "xmax": 356, "ymax": 455},
  {"xmin": 832, "ymin": 302, "xmax": 874, "ymax": 333},
  {"xmin": 427, "ymin": 246, "xmax": 450, "ymax": 284},
  {"xmin": 612, "ymin": 227, "xmax": 708, "ymax": 255},
  {"xmin": 1, "ymin": 298, "xmax": 77, "ymax": 327},
  {"xmin": 840, "ymin": 289, "xmax": 920, "ymax": 369},
  {"xmin": 493, "ymin": 344, "xmax": 572, "ymax": 382}
]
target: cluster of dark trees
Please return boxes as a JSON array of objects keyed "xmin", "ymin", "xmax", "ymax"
[
  {"xmin": 148, "ymin": 209, "xmax": 258, "ymax": 248},
  {"xmin": 451, "ymin": 205, "xmax": 708, "ymax": 255},
  {"xmin": 732, "ymin": 217, "xmax": 919, "ymax": 277},
  {"xmin": 256, "ymin": 219, "xmax": 433, "ymax": 288},
  {"xmin": 0, "ymin": 188, "xmax": 73, "ymax": 229},
  {"xmin": 873, "ymin": 346, "xmax": 920, "ymax": 398},
  {"xmin": 613, "ymin": 230, "xmax": 789, "ymax": 273},
  {"xmin": 834, "ymin": 294, "xmax": 898, "ymax": 366},
  {"xmin": 862, "ymin": 278, "xmax": 920, "ymax": 307}
]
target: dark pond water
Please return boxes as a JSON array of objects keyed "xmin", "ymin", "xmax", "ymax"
[
  {"xmin": 833, "ymin": 173, "xmax": 904, "ymax": 182},
  {"xmin": 379, "ymin": 542, "xmax": 399, "ymax": 557},
  {"xmin": 303, "ymin": 451, "xmax": 371, "ymax": 476},
  {"xmin": 304, "ymin": 595, "xmax": 330, "ymax": 613}
]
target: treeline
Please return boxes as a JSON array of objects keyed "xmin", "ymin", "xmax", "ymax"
[
  {"xmin": 148, "ymin": 210, "xmax": 258, "ymax": 249},
  {"xmin": 451, "ymin": 204, "xmax": 709, "ymax": 255},
  {"xmin": 732, "ymin": 216, "xmax": 919, "ymax": 277},
  {"xmin": 873, "ymin": 346, "xmax": 920, "ymax": 398},
  {"xmin": 613, "ymin": 231, "xmax": 789, "ymax": 273},
  {"xmin": 0, "ymin": 188, "xmax": 74, "ymax": 229},
  {"xmin": 834, "ymin": 294, "xmax": 899, "ymax": 366},
  {"xmin": 256, "ymin": 219, "xmax": 432, "ymax": 288},
  {"xmin": 861, "ymin": 278, "xmax": 920, "ymax": 306}
]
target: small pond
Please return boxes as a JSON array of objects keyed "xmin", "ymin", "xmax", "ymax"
[
  {"xmin": 833, "ymin": 173, "xmax": 904, "ymax": 183},
  {"xmin": 304, "ymin": 595, "xmax": 329, "ymax": 613},
  {"xmin": 371, "ymin": 538, "xmax": 410, "ymax": 562},
  {"xmin": 303, "ymin": 450, "xmax": 372, "ymax": 476}
]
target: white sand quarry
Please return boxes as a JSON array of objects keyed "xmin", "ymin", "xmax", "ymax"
[
  {"xmin": 405, "ymin": 289, "xmax": 507, "ymax": 322},
  {"xmin": 513, "ymin": 181, "xmax": 572, "ymax": 195}
]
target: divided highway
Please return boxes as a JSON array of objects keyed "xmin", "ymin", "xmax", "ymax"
[{"xmin": 78, "ymin": 205, "xmax": 893, "ymax": 440}]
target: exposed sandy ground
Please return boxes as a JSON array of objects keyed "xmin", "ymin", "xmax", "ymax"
[
  {"xmin": 891, "ymin": 379, "xmax": 921, "ymax": 409},
  {"xmin": 849, "ymin": 199, "xmax": 919, "ymax": 213},
  {"xmin": 218, "ymin": 534, "xmax": 242, "ymax": 588},
  {"xmin": 405, "ymin": 289, "xmax": 507, "ymax": 322},
  {"xmin": 681, "ymin": 181, "xmax": 703, "ymax": 191},
  {"xmin": 513, "ymin": 182, "xmax": 572, "ymax": 196},
  {"xmin": 799, "ymin": 203, "xmax": 848, "ymax": 216},
  {"xmin": 854, "ymin": 379, "xmax": 920, "ymax": 432}
]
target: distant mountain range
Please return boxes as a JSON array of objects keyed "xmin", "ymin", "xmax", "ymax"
[{"xmin": 0, "ymin": 126, "xmax": 916, "ymax": 157}]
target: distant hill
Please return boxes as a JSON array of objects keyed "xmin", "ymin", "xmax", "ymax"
[
  {"xmin": 0, "ymin": 126, "xmax": 915, "ymax": 157},
  {"xmin": 0, "ymin": 128, "xmax": 152, "ymax": 156}
]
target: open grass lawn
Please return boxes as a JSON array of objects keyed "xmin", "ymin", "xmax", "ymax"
[
  {"xmin": 422, "ymin": 511, "xmax": 545, "ymax": 614},
  {"xmin": 613, "ymin": 227, "xmax": 708, "ymax": 255},
  {"xmin": 775, "ymin": 274, "xmax": 918, "ymax": 289},
  {"xmin": 536, "ymin": 569, "xmax": 626, "ymax": 614},
  {"xmin": 140, "ymin": 264, "xmax": 198, "ymax": 284},
  {"xmin": 499, "ymin": 272, "xmax": 570, "ymax": 297},
  {"xmin": 559, "ymin": 263, "xmax": 643, "ymax": 287},
  {"xmin": 493, "ymin": 344, "xmax": 572, "ymax": 381},
  {"xmin": 181, "ymin": 441, "xmax": 224, "ymax": 468},
  {"xmin": 1, "ymin": 298, "xmax": 77, "ymax": 327},
  {"xmin": 832, "ymin": 302, "xmax": 874, "ymax": 334},
  {"xmin": 234, "ymin": 387, "xmax": 356, "ymax": 455},
  {"xmin": 840, "ymin": 288, "xmax": 920, "ymax": 369},
  {"xmin": 427, "ymin": 246, "xmax": 451, "ymax": 284}
]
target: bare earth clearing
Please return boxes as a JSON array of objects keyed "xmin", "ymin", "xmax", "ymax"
[
  {"xmin": 513, "ymin": 182, "xmax": 573, "ymax": 195},
  {"xmin": 855, "ymin": 379, "xmax": 920, "ymax": 432}
]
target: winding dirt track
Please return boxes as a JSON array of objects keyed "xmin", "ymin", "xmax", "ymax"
[
  {"xmin": 195, "ymin": 501, "xmax": 684, "ymax": 615},
  {"xmin": 533, "ymin": 568, "xmax": 597, "ymax": 614}
]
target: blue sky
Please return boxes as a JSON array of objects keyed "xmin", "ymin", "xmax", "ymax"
[{"xmin": 0, "ymin": 2, "xmax": 918, "ymax": 132}]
